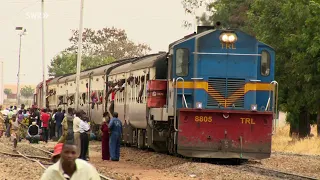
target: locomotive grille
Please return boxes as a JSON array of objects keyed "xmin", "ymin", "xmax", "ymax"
[{"xmin": 207, "ymin": 78, "xmax": 245, "ymax": 108}]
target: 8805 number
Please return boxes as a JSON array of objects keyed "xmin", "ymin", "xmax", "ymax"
[{"xmin": 195, "ymin": 116, "xmax": 213, "ymax": 122}]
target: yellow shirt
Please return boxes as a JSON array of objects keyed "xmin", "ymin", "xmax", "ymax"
[{"xmin": 40, "ymin": 159, "xmax": 101, "ymax": 180}]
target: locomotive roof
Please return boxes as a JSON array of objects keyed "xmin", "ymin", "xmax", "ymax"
[
  {"xmin": 108, "ymin": 53, "xmax": 167, "ymax": 75},
  {"xmin": 169, "ymin": 29, "xmax": 274, "ymax": 50},
  {"xmin": 168, "ymin": 30, "xmax": 214, "ymax": 50}
]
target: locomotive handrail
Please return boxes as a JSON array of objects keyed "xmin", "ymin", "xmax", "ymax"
[
  {"xmin": 175, "ymin": 77, "xmax": 188, "ymax": 108},
  {"xmin": 266, "ymin": 81, "xmax": 278, "ymax": 134},
  {"xmin": 173, "ymin": 77, "xmax": 187, "ymax": 132}
]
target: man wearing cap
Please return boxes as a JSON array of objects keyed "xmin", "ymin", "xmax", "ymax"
[
  {"xmin": 26, "ymin": 122, "xmax": 40, "ymax": 144},
  {"xmin": 51, "ymin": 143, "xmax": 63, "ymax": 163}
]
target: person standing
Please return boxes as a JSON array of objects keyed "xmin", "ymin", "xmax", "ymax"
[
  {"xmin": 79, "ymin": 115, "xmax": 90, "ymax": 160},
  {"xmin": 101, "ymin": 112, "xmax": 110, "ymax": 160},
  {"xmin": 108, "ymin": 112, "xmax": 122, "ymax": 161},
  {"xmin": 40, "ymin": 141, "xmax": 101, "ymax": 180},
  {"xmin": 5, "ymin": 108, "xmax": 13, "ymax": 137},
  {"xmin": 55, "ymin": 108, "xmax": 64, "ymax": 139},
  {"xmin": 66, "ymin": 108, "xmax": 75, "ymax": 142},
  {"xmin": 73, "ymin": 111, "xmax": 81, "ymax": 157},
  {"xmin": 10, "ymin": 114, "xmax": 20, "ymax": 151},
  {"xmin": 40, "ymin": 108, "xmax": 50, "ymax": 143},
  {"xmin": 57, "ymin": 115, "xmax": 68, "ymax": 143},
  {"xmin": 50, "ymin": 109, "xmax": 57, "ymax": 139},
  {"xmin": 0, "ymin": 106, "xmax": 5, "ymax": 138}
]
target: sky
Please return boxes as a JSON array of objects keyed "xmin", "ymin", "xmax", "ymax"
[{"xmin": 0, "ymin": 0, "xmax": 202, "ymax": 86}]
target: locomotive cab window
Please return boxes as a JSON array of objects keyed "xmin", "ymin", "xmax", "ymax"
[
  {"xmin": 175, "ymin": 49, "xmax": 189, "ymax": 76},
  {"xmin": 261, "ymin": 50, "xmax": 270, "ymax": 76}
]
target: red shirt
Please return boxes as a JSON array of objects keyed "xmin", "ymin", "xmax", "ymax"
[{"xmin": 41, "ymin": 113, "xmax": 50, "ymax": 128}]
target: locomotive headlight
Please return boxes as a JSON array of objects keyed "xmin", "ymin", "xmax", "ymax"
[
  {"xmin": 219, "ymin": 33, "xmax": 238, "ymax": 43},
  {"xmin": 228, "ymin": 34, "xmax": 236, "ymax": 42},
  {"xmin": 251, "ymin": 104, "xmax": 257, "ymax": 111},
  {"xmin": 196, "ymin": 102, "xmax": 203, "ymax": 109},
  {"xmin": 221, "ymin": 34, "xmax": 229, "ymax": 42}
]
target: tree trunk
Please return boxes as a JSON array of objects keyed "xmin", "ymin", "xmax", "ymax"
[
  {"xmin": 287, "ymin": 112, "xmax": 299, "ymax": 137},
  {"xmin": 317, "ymin": 108, "xmax": 320, "ymax": 137},
  {"xmin": 298, "ymin": 107, "xmax": 310, "ymax": 138},
  {"xmin": 289, "ymin": 124, "xmax": 299, "ymax": 137}
]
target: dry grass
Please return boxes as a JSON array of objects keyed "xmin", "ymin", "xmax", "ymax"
[{"xmin": 272, "ymin": 124, "xmax": 320, "ymax": 155}]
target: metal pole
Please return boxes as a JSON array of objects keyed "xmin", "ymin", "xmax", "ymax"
[
  {"xmin": 42, "ymin": 0, "xmax": 46, "ymax": 109},
  {"xmin": 75, "ymin": 0, "xmax": 85, "ymax": 110},
  {"xmin": 17, "ymin": 34, "xmax": 22, "ymax": 106}
]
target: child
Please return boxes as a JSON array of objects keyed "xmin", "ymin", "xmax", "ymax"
[{"xmin": 10, "ymin": 114, "xmax": 20, "ymax": 151}]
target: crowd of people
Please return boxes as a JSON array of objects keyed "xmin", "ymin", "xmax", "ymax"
[{"xmin": 0, "ymin": 104, "xmax": 123, "ymax": 179}]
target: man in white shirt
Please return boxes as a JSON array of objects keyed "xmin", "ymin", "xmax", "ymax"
[
  {"xmin": 73, "ymin": 111, "xmax": 81, "ymax": 157},
  {"xmin": 79, "ymin": 117, "xmax": 90, "ymax": 160},
  {"xmin": 40, "ymin": 141, "xmax": 100, "ymax": 180}
]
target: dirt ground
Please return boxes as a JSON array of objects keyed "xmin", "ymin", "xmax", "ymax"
[{"xmin": 0, "ymin": 138, "xmax": 319, "ymax": 180}]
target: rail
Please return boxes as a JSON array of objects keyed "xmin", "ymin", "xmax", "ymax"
[
  {"xmin": 6, "ymin": 143, "xmax": 114, "ymax": 180},
  {"xmin": 243, "ymin": 165, "xmax": 318, "ymax": 180}
]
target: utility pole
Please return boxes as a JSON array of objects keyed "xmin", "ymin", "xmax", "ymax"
[
  {"xmin": 0, "ymin": 61, "xmax": 3, "ymax": 105},
  {"xmin": 15, "ymin": 27, "xmax": 27, "ymax": 106},
  {"xmin": 17, "ymin": 34, "xmax": 22, "ymax": 106},
  {"xmin": 41, "ymin": 0, "xmax": 46, "ymax": 109},
  {"xmin": 75, "ymin": 0, "xmax": 85, "ymax": 110}
]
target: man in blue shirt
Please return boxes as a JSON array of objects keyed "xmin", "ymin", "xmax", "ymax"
[{"xmin": 108, "ymin": 112, "xmax": 122, "ymax": 161}]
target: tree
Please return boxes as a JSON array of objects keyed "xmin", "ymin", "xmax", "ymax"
[
  {"xmin": 4, "ymin": 88, "xmax": 12, "ymax": 96},
  {"xmin": 48, "ymin": 52, "xmax": 115, "ymax": 77},
  {"xmin": 247, "ymin": 0, "xmax": 320, "ymax": 138},
  {"xmin": 67, "ymin": 27, "xmax": 151, "ymax": 59},
  {"xmin": 20, "ymin": 86, "xmax": 34, "ymax": 98},
  {"xmin": 48, "ymin": 27, "xmax": 151, "ymax": 77}
]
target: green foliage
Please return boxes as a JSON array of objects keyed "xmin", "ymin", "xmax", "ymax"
[
  {"xmin": 49, "ymin": 27, "xmax": 151, "ymax": 77},
  {"xmin": 67, "ymin": 27, "xmax": 151, "ymax": 59},
  {"xmin": 48, "ymin": 52, "xmax": 114, "ymax": 77},
  {"xmin": 4, "ymin": 88, "xmax": 12, "ymax": 95},
  {"xmin": 20, "ymin": 86, "xmax": 34, "ymax": 98}
]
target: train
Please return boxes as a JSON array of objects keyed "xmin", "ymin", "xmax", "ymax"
[{"xmin": 34, "ymin": 24, "xmax": 278, "ymax": 160}]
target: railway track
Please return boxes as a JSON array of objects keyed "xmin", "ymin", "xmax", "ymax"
[
  {"xmin": 272, "ymin": 151, "xmax": 320, "ymax": 159},
  {"xmin": 0, "ymin": 142, "xmax": 113, "ymax": 180},
  {"xmin": 239, "ymin": 164, "xmax": 319, "ymax": 180},
  {"xmin": 28, "ymin": 144, "xmax": 114, "ymax": 180}
]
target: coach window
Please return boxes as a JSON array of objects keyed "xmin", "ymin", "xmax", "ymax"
[
  {"xmin": 175, "ymin": 49, "xmax": 189, "ymax": 76},
  {"xmin": 261, "ymin": 50, "xmax": 270, "ymax": 76}
]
